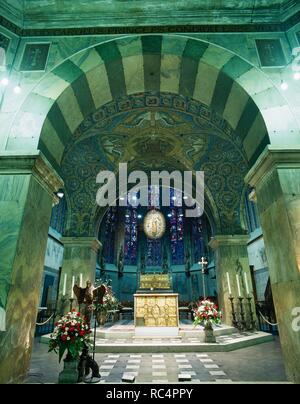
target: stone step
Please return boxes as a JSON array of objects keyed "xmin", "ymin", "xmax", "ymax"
[
  {"xmin": 95, "ymin": 324, "xmax": 237, "ymax": 340},
  {"xmin": 93, "ymin": 332, "xmax": 273, "ymax": 353}
]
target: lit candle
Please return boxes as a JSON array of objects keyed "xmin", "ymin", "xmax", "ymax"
[
  {"xmin": 80, "ymin": 273, "xmax": 83, "ymax": 288},
  {"xmin": 226, "ymin": 272, "xmax": 232, "ymax": 296},
  {"xmin": 63, "ymin": 274, "xmax": 67, "ymax": 296},
  {"xmin": 236, "ymin": 274, "xmax": 242, "ymax": 297},
  {"xmin": 244, "ymin": 272, "xmax": 250, "ymax": 296},
  {"xmin": 71, "ymin": 276, "xmax": 75, "ymax": 299}
]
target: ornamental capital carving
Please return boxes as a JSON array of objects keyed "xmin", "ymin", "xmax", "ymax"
[{"xmin": 0, "ymin": 151, "xmax": 64, "ymax": 202}]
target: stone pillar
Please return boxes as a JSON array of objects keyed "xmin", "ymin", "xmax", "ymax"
[
  {"xmin": 209, "ymin": 235, "xmax": 255, "ymax": 326},
  {"xmin": 58, "ymin": 237, "xmax": 101, "ymax": 313},
  {"xmin": 0, "ymin": 152, "xmax": 63, "ymax": 384},
  {"xmin": 245, "ymin": 147, "xmax": 300, "ymax": 384}
]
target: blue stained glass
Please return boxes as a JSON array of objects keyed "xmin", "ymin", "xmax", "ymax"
[
  {"xmin": 169, "ymin": 188, "xmax": 185, "ymax": 265},
  {"xmin": 104, "ymin": 207, "xmax": 117, "ymax": 263},
  {"xmin": 146, "ymin": 239, "xmax": 162, "ymax": 267},
  {"xmin": 124, "ymin": 207, "xmax": 138, "ymax": 265},
  {"xmin": 192, "ymin": 216, "xmax": 205, "ymax": 263},
  {"xmin": 50, "ymin": 197, "xmax": 67, "ymax": 235}
]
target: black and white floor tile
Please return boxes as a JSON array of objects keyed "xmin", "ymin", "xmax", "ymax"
[{"xmin": 96, "ymin": 353, "xmax": 232, "ymax": 383}]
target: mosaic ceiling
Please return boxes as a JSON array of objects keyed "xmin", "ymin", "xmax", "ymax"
[{"xmin": 61, "ymin": 92, "xmax": 248, "ymax": 237}]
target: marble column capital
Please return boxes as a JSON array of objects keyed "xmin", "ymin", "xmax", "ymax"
[
  {"xmin": 61, "ymin": 237, "xmax": 102, "ymax": 253},
  {"xmin": 245, "ymin": 146, "xmax": 300, "ymax": 188},
  {"xmin": 0, "ymin": 150, "xmax": 64, "ymax": 201},
  {"xmin": 208, "ymin": 235, "xmax": 249, "ymax": 251}
]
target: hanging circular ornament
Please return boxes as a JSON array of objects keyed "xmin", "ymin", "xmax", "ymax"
[{"xmin": 143, "ymin": 209, "xmax": 166, "ymax": 240}]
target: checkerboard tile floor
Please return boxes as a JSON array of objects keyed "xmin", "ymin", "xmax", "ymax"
[{"xmin": 95, "ymin": 353, "xmax": 232, "ymax": 383}]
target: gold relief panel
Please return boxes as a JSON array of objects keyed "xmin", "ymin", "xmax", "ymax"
[
  {"xmin": 134, "ymin": 294, "xmax": 179, "ymax": 327},
  {"xmin": 139, "ymin": 274, "xmax": 171, "ymax": 289}
]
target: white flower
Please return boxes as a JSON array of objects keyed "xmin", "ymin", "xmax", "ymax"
[{"xmin": 67, "ymin": 337, "xmax": 70, "ymax": 341}]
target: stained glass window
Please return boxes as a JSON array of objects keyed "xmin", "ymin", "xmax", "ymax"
[
  {"xmin": 103, "ymin": 207, "xmax": 117, "ymax": 264},
  {"xmin": 146, "ymin": 239, "xmax": 162, "ymax": 267},
  {"xmin": 245, "ymin": 188, "xmax": 260, "ymax": 233},
  {"xmin": 50, "ymin": 197, "xmax": 67, "ymax": 235},
  {"xmin": 124, "ymin": 207, "xmax": 138, "ymax": 265},
  {"xmin": 146, "ymin": 186, "xmax": 162, "ymax": 267},
  {"xmin": 192, "ymin": 216, "xmax": 206, "ymax": 263},
  {"xmin": 169, "ymin": 189, "xmax": 185, "ymax": 265}
]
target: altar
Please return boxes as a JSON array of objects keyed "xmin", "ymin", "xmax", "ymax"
[{"xmin": 134, "ymin": 273, "xmax": 179, "ymax": 337}]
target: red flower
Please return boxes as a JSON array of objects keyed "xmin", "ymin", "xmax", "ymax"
[
  {"xmin": 61, "ymin": 335, "xmax": 67, "ymax": 342},
  {"xmin": 77, "ymin": 313, "xmax": 80, "ymax": 317},
  {"xmin": 79, "ymin": 330, "xmax": 85, "ymax": 337},
  {"xmin": 69, "ymin": 327, "xmax": 75, "ymax": 333}
]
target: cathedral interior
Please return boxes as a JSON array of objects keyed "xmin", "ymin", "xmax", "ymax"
[{"xmin": 0, "ymin": 0, "xmax": 299, "ymax": 385}]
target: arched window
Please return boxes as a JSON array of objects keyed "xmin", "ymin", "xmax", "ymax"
[
  {"xmin": 103, "ymin": 207, "xmax": 118, "ymax": 264},
  {"xmin": 50, "ymin": 197, "xmax": 67, "ymax": 235},
  {"xmin": 192, "ymin": 215, "xmax": 207, "ymax": 263},
  {"xmin": 124, "ymin": 207, "xmax": 138, "ymax": 265},
  {"xmin": 169, "ymin": 189, "xmax": 185, "ymax": 265},
  {"xmin": 245, "ymin": 189, "xmax": 261, "ymax": 233}
]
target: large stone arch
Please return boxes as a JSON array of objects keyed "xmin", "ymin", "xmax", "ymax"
[{"xmin": 8, "ymin": 34, "xmax": 299, "ymax": 174}]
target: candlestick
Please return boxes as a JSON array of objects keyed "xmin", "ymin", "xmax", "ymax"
[
  {"xmin": 71, "ymin": 276, "xmax": 75, "ymax": 299},
  {"xmin": 226, "ymin": 272, "xmax": 232, "ymax": 296},
  {"xmin": 80, "ymin": 273, "xmax": 83, "ymax": 288},
  {"xmin": 59, "ymin": 295, "xmax": 67, "ymax": 317},
  {"xmin": 238, "ymin": 297, "xmax": 247, "ymax": 331},
  {"xmin": 246, "ymin": 296, "xmax": 257, "ymax": 332},
  {"xmin": 69, "ymin": 298, "xmax": 74, "ymax": 312},
  {"xmin": 229, "ymin": 296, "xmax": 238, "ymax": 329},
  {"xmin": 63, "ymin": 274, "xmax": 67, "ymax": 296},
  {"xmin": 244, "ymin": 272, "xmax": 250, "ymax": 296},
  {"xmin": 236, "ymin": 274, "xmax": 242, "ymax": 297}
]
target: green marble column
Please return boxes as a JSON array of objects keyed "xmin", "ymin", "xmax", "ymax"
[
  {"xmin": 246, "ymin": 147, "xmax": 300, "ymax": 384},
  {"xmin": 58, "ymin": 237, "xmax": 101, "ymax": 313},
  {"xmin": 209, "ymin": 235, "xmax": 255, "ymax": 326},
  {"xmin": 0, "ymin": 152, "xmax": 63, "ymax": 384}
]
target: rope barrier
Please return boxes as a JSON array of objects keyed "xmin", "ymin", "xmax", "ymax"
[
  {"xmin": 36, "ymin": 313, "xmax": 55, "ymax": 326},
  {"xmin": 258, "ymin": 310, "xmax": 278, "ymax": 327}
]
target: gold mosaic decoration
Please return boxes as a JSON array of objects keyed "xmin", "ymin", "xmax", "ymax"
[
  {"xmin": 139, "ymin": 274, "xmax": 171, "ymax": 290},
  {"xmin": 135, "ymin": 294, "xmax": 179, "ymax": 327}
]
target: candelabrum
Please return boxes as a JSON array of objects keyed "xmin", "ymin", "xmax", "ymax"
[
  {"xmin": 229, "ymin": 296, "xmax": 250, "ymax": 332},
  {"xmin": 229, "ymin": 296, "xmax": 239, "ymax": 329},
  {"xmin": 246, "ymin": 295, "xmax": 257, "ymax": 331},
  {"xmin": 58, "ymin": 295, "xmax": 68, "ymax": 317},
  {"xmin": 238, "ymin": 297, "xmax": 247, "ymax": 331},
  {"xmin": 69, "ymin": 298, "xmax": 75, "ymax": 312}
]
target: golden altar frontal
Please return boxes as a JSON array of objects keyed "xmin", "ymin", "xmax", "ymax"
[{"xmin": 134, "ymin": 293, "xmax": 179, "ymax": 327}]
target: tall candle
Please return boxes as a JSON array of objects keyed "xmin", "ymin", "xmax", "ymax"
[
  {"xmin": 226, "ymin": 272, "xmax": 232, "ymax": 296},
  {"xmin": 71, "ymin": 276, "xmax": 75, "ymax": 299},
  {"xmin": 244, "ymin": 272, "xmax": 250, "ymax": 296},
  {"xmin": 80, "ymin": 273, "xmax": 83, "ymax": 288},
  {"xmin": 236, "ymin": 274, "xmax": 242, "ymax": 297},
  {"xmin": 63, "ymin": 274, "xmax": 67, "ymax": 296}
]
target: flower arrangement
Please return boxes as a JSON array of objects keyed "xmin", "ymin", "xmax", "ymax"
[
  {"xmin": 48, "ymin": 309, "xmax": 92, "ymax": 362},
  {"xmin": 193, "ymin": 299, "xmax": 222, "ymax": 327}
]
